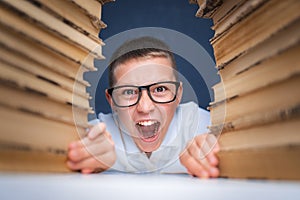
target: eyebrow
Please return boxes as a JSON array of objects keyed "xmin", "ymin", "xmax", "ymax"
[{"xmin": 115, "ymin": 79, "xmax": 177, "ymax": 87}]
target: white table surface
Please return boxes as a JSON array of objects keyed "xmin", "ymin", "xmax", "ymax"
[{"xmin": 1, "ymin": 171, "xmax": 300, "ymax": 200}]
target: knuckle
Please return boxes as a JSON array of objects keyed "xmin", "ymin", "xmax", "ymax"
[
  {"xmin": 104, "ymin": 155, "xmax": 116, "ymax": 169},
  {"xmin": 195, "ymin": 134, "xmax": 204, "ymax": 141},
  {"xmin": 107, "ymin": 141, "xmax": 115, "ymax": 151},
  {"xmin": 68, "ymin": 150, "xmax": 79, "ymax": 161},
  {"xmin": 69, "ymin": 162, "xmax": 79, "ymax": 170},
  {"xmin": 98, "ymin": 122, "xmax": 106, "ymax": 132},
  {"xmin": 101, "ymin": 122, "xmax": 106, "ymax": 129},
  {"xmin": 93, "ymin": 158, "xmax": 102, "ymax": 166},
  {"xmin": 108, "ymin": 156, "xmax": 116, "ymax": 167},
  {"xmin": 179, "ymin": 155, "xmax": 185, "ymax": 164},
  {"xmin": 183, "ymin": 154, "xmax": 193, "ymax": 165},
  {"xmin": 179, "ymin": 149, "xmax": 188, "ymax": 160}
]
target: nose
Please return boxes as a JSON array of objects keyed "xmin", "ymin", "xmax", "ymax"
[{"xmin": 136, "ymin": 90, "xmax": 155, "ymax": 113}]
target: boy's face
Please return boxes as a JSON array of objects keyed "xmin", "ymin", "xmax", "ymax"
[{"xmin": 106, "ymin": 57, "xmax": 182, "ymax": 153}]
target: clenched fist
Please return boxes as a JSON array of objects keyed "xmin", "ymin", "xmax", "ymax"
[
  {"xmin": 180, "ymin": 133, "xmax": 220, "ymax": 178},
  {"xmin": 67, "ymin": 123, "xmax": 116, "ymax": 174}
]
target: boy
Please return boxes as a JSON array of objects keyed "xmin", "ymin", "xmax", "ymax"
[{"xmin": 67, "ymin": 37, "xmax": 220, "ymax": 178}]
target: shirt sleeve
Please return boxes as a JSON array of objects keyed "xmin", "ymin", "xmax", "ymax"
[{"xmin": 196, "ymin": 106, "xmax": 211, "ymax": 135}]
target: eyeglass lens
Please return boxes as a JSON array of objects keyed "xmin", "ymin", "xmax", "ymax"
[{"xmin": 111, "ymin": 82, "xmax": 178, "ymax": 107}]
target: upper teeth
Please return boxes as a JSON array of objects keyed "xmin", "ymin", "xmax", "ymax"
[{"xmin": 138, "ymin": 121, "xmax": 156, "ymax": 126}]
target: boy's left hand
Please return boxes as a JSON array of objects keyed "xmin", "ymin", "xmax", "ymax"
[{"xmin": 180, "ymin": 133, "xmax": 220, "ymax": 178}]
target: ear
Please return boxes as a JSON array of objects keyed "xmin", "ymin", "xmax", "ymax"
[
  {"xmin": 105, "ymin": 89, "xmax": 114, "ymax": 108},
  {"xmin": 176, "ymin": 82, "xmax": 183, "ymax": 106}
]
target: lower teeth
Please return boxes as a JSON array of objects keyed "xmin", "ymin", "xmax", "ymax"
[{"xmin": 136, "ymin": 122, "xmax": 159, "ymax": 139}]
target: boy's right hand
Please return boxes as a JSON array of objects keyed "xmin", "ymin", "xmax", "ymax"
[{"xmin": 67, "ymin": 123, "xmax": 116, "ymax": 174}]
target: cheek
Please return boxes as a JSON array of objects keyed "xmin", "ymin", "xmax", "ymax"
[
  {"xmin": 158, "ymin": 103, "xmax": 177, "ymax": 124},
  {"xmin": 116, "ymin": 108, "xmax": 135, "ymax": 127}
]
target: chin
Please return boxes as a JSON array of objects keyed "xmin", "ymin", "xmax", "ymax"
[{"xmin": 137, "ymin": 137, "xmax": 161, "ymax": 153}]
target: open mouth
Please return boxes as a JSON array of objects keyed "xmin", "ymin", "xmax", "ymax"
[{"xmin": 135, "ymin": 120, "xmax": 160, "ymax": 142}]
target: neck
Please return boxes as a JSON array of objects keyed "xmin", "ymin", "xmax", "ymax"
[{"xmin": 145, "ymin": 152, "xmax": 152, "ymax": 158}]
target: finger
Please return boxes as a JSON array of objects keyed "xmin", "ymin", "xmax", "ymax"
[
  {"xmin": 196, "ymin": 147, "xmax": 215, "ymax": 176},
  {"xmin": 194, "ymin": 136, "xmax": 214, "ymax": 167},
  {"xmin": 204, "ymin": 134, "xmax": 220, "ymax": 177},
  {"xmin": 68, "ymin": 140, "xmax": 82, "ymax": 150},
  {"xmin": 81, "ymin": 132, "xmax": 107, "ymax": 147},
  {"xmin": 81, "ymin": 168, "xmax": 95, "ymax": 174},
  {"xmin": 213, "ymin": 142, "xmax": 220, "ymax": 153},
  {"xmin": 206, "ymin": 152, "xmax": 219, "ymax": 166},
  {"xmin": 200, "ymin": 139, "xmax": 217, "ymax": 165},
  {"xmin": 205, "ymin": 134, "xmax": 220, "ymax": 166},
  {"xmin": 67, "ymin": 151, "xmax": 115, "ymax": 171},
  {"xmin": 200, "ymin": 151, "xmax": 219, "ymax": 177},
  {"xmin": 68, "ymin": 137, "xmax": 115, "ymax": 163},
  {"xmin": 194, "ymin": 135, "xmax": 220, "ymax": 177},
  {"xmin": 88, "ymin": 123, "xmax": 106, "ymax": 140},
  {"xmin": 195, "ymin": 134, "xmax": 214, "ymax": 156},
  {"xmin": 180, "ymin": 148, "xmax": 209, "ymax": 178},
  {"xmin": 206, "ymin": 134, "xmax": 220, "ymax": 153},
  {"xmin": 195, "ymin": 134, "xmax": 219, "ymax": 162},
  {"xmin": 67, "ymin": 159, "xmax": 105, "ymax": 172},
  {"xmin": 70, "ymin": 128, "xmax": 112, "ymax": 152},
  {"xmin": 68, "ymin": 135, "xmax": 104, "ymax": 152},
  {"xmin": 193, "ymin": 148, "xmax": 219, "ymax": 177}
]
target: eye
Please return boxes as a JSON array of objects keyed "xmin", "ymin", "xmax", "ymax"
[
  {"xmin": 154, "ymin": 86, "xmax": 167, "ymax": 93},
  {"xmin": 122, "ymin": 89, "xmax": 137, "ymax": 95}
]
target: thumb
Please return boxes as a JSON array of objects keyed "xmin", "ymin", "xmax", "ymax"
[
  {"xmin": 207, "ymin": 134, "xmax": 220, "ymax": 153},
  {"xmin": 88, "ymin": 123, "xmax": 106, "ymax": 140}
]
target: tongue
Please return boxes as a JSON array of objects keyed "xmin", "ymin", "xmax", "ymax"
[{"xmin": 136, "ymin": 124, "xmax": 157, "ymax": 139}]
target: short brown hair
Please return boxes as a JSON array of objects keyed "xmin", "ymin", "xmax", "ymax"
[{"xmin": 108, "ymin": 36, "xmax": 177, "ymax": 87}]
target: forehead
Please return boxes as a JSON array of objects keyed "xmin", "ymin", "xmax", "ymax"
[{"xmin": 114, "ymin": 57, "xmax": 176, "ymax": 86}]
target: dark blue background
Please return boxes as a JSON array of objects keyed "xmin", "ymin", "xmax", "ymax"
[{"xmin": 88, "ymin": 0, "xmax": 216, "ymax": 116}]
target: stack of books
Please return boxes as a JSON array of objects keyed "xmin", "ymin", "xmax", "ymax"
[
  {"xmin": 0, "ymin": 0, "xmax": 111, "ymax": 172},
  {"xmin": 193, "ymin": 0, "xmax": 300, "ymax": 179}
]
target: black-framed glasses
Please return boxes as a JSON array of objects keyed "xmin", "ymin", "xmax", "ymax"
[{"xmin": 107, "ymin": 81, "xmax": 180, "ymax": 107}]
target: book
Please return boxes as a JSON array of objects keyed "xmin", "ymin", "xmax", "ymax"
[
  {"xmin": 211, "ymin": 0, "xmax": 245, "ymax": 25},
  {"xmin": 218, "ymin": 145, "xmax": 300, "ymax": 179},
  {"xmin": 192, "ymin": 0, "xmax": 300, "ymax": 179},
  {"xmin": 211, "ymin": 0, "xmax": 268, "ymax": 39},
  {"xmin": 218, "ymin": 118, "xmax": 300, "ymax": 179},
  {"xmin": 0, "ymin": 25, "xmax": 89, "ymax": 85},
  {"xmin": 218, "ymin": 19, "xmax": 300, "ymax": 81},
  {"xmin": 0, "ymin": 105, "xmax": 85, "ymax": 154},
  {"xmin": 0, "ymin": 84, "xmax": 90, "ymax": 128},
  {"xmin": 33, "ymin": 0, "xmax": 106, "ymax": 42},
  {"xmin": 1, "ymin": 0, "xmax": 105, "ymax": 59},
  {"xmin": 97, "ymin": 0, "xmax": 115, "ymax": 5},
  {"xmin": 217, "ymin": 118, "xmax": 300, "ymax": 150},
  {"xmin": 0, "ymin": 4, "xmax": 98, "ymax": 71},
  {"xmin": 0, "ymin": 0, "xmax": 107, "ymax": 172},
  {"xmin": 194, "ymin": 0, "xmax": 223, "ymax": 18},
  {"xmin": 210, "ymin": 74, "xmax": 300, "ymax": 126},
  {"xmin": 209, "ymin": 103, "xmax": 300, "ymax": 134},
  {"xmin": 71, "ymin": 0, "xmax": 104, "ymax": 19},
  {"xmin": 0, "ymin": 103, "xmax": 86, "ymax": 172},
  {"xmin": 212, "ymin": 44, "xmax": 300, "ymax": 103},
  {"xmin": 0, "ymin": 46, "xmax": 89, "ymax": 99},
  {"xmin": 0, "ymin": 148, "xmax": 70, "ymax": 173},
  {"xmin": 0, "ymin": 61, "xmax": 91, "ymax": 110},
  {"xmin": 211, "ymin": 0, "xmax": 300, "ymax": 67},
  {"xmin": 189, "ymin": 0, "xmax": 198, "ymax": 4}
]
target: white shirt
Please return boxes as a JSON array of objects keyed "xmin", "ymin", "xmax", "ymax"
[{"xmin": 91, "ymin": 101, "xmax": 210, "ymax": 174}]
